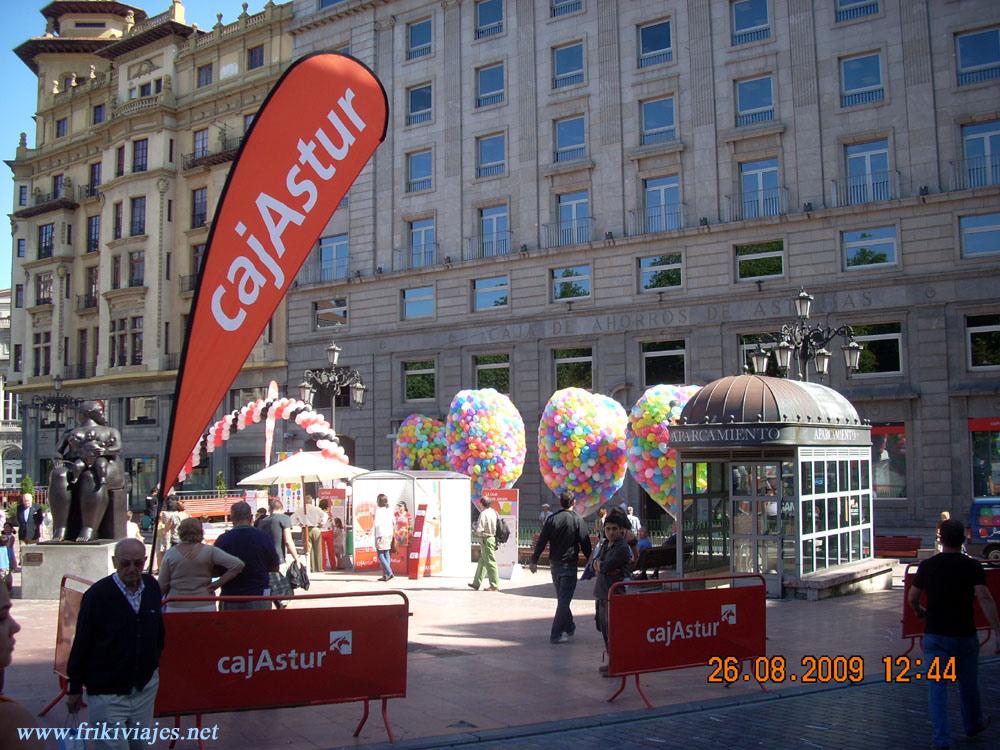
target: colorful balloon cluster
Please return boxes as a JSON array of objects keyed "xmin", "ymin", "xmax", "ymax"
[
  {"xmin": 446, "ymin": 389, "xmax": 526, "ymax": 503},
  {"xmin": 626, "ymin": 384, "xmax": 702, "ymax": 516},
  {"xmin": 175, "ymin": 396, "xmax": 348, "ymax": 485},
  {"xmin": 538, "ymin": 388, "xmax": 628, "ymax": 518},
  {"xmin": 393, "ymin": 414, "xmax": 448, "ymax": 471}
]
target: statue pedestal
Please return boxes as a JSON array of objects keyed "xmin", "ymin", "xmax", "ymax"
[{"xmin": 20, "ymin": 541, "xmax": 115, "ymax": 600}]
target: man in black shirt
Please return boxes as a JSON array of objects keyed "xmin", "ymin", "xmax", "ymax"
[
  {"xmin": 529, "ymin": 491, "xmax": 592, "ymax": 644},
  {"xmin": 909, "ymin": 519, "xmax": 999, "ymax": 749},
  {"xmin": 215, "ymin": 501, "xmax": 280, "ymax": 611}
]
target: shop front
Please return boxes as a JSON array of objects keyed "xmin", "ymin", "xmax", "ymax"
[{"xmin": 670, "ymin": 375, "xmax": 877, "ymax": 598}]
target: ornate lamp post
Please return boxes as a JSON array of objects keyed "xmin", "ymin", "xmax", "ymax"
[
  {"xmin": 24, "ymin": 374, "xmax": 83, "ymax": 446},
  {"xmin": 749, "ymin": 289, "xmax": 863, "ymax": 382},
  {"xmin": 299, "ymin": 341, "xmax": 367, "ymax": 433}
]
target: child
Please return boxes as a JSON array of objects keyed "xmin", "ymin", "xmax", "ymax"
[{"xmin": 593, "ymin": 512, "xmax": 632, "ymax": 675}]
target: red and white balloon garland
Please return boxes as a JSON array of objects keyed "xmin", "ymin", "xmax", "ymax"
[{"xmin": 173, "ymin": 396, "xmax": 348, "ymax": 486}]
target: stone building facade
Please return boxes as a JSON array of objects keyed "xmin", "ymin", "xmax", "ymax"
[{"xmin": 286, "ymin": 0, "xmax": 1000, "ymax": 527}]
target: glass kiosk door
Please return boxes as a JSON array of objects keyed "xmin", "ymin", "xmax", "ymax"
[{"xmin": 731, "ymin": 462, "xmax": 787, "ymax": 597}]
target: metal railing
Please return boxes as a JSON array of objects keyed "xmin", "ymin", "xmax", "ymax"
[
  {"xmin": 35, "ymin": 296, "xmax": 54, "ymax": 306},
  {"xmin": 640, "ymin": 128, "xmax": 676, "ymax": 146},
  {"xmin": 394, "ymin": 242, "xmax": 439, "ymax": 271},
  {"xmin": 32, "ymin": 186, "xmax": 74, "ymax": 206},
  {"xmin": 406, "ymin": 177, "xmax": 432, "ymax": 192},
  {"xmin": 958, "ymin": 66, "xmax": 1000, "ymax": 86},
  {"xmin": 38, "ymin": 243, "xmax": 54, "ymax": 260},
  {"xmin": 465, "ymin": 232, "xmax": 511, "ymax": 260},
  {"xmin": 551, "ymin": 0, "xmax": 582, "ymax": 17},
  {"xmin": 475, "ymin": 21, "xmax": 503, "ymax": 39},
  {"xmin": 182, "ymin": 135, "xmax": 244, "ymax": 169},
  {"xmin": 476, "ymin": 162, "xmax": 505, "ymax": 178},
  {"xmin": 406, "ymin": 110, "xmax": 432, "ymax": 126},
  {"xmin": 295, "ymin": 263, "xmax": 349, "ymax": 286},
  {"xmin": 629, "ymin": 206, "xmax": 685, "ymax": 235},
  {"xmin": 950, "ymin": 156, "xmax": 1000, "ymax": 191},
  {"xmin": 841, "ymin": 88, "xmax": 884, "ymax": 107},
  {"xmin": 725, "ymin": 187, "xmax": 788, "ymax": 222},
  {"xmin": 76, "ymin": 294, "xmax": 98, "ymax": 312},
  {"xmin": 833, "ymin": 170, "xmax": 898, "ymax": 206},
  {"xmin": 476, "ymin": 91, "xmax": 504, "ymax": 108},
  {"xmin": 554, "ymin": 145, "xmax": 586, "ymax": 163},
  {"xmin": 406, "ymin": 44, "xmax": 431, "ymax": 61},
  {"xmin": 78, "ymin": 184, "xmax": 100, "ymax": 200},
  {"xmin": 736, "ymin": 109, "xmax": 774, "ymax": 127},
  {"xmin": 836, "ymin": 1, "xmax": 878, "ymax": 22},
  {"xmin": 180, "ymin": 275, "xmax": 197, "ymax": 293},
  {"xmin": 638, "ymin": 50, "xmax": 672, "ymax": 68},
  {"xmin": 162, "ymin": 353, "xmax": 180, "ymax": 371},
  {"xmin": 553, "ymin": 71, "xmax": 584, "ymax": 89},
  {"xmin": 542, "ymin": 217, "xmax": 595, "ymax": 248},
  {"xmin": 732, "ymin": 27, "xmax": 770, "ymax": 46}
]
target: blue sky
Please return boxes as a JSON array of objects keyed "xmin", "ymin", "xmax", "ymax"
[{"xmin": 2, "ymin": 0, "xmax": 264, "ymax": 289}]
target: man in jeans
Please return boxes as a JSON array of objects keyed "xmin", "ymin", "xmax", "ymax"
[
  {"xmin": 908, "ymin": 519, "xmax": 999, "ymax": 749},
  {"xmin": 528, "ymin": 491, "xmax": 592, "ymax": 644}
]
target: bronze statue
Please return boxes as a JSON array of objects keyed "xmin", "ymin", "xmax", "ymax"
[{"xmin": 49, "ymin": 401, "xmax": 130, "ymax": 542}]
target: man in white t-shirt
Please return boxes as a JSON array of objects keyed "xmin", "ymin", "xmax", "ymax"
[
  {"xmin": 626, "ymin": 506, "xmax": 641, "ymax": 534},
  {"xmin": 292, "ymin": 495, "xmax": 326, "ymax": 572},
  {"xmin": 468, "ymin": 497, "xmax": 500, "ymax": 592}
]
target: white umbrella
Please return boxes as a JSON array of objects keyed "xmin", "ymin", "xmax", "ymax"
[{"xmin": 237, "ymin": 451, "xmax": 368, "ymax": 486}]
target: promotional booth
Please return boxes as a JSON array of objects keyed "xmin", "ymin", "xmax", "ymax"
[{"xmin": 669, "ymin": 374, "xmax": 883, "ymax": 598}]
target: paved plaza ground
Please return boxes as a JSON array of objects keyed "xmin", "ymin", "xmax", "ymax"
[{"xmin": 6, "ymin": 564, "xmax": 999, "ymax": 749}]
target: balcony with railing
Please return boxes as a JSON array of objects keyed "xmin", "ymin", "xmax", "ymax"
[
  {"xmin": 476, "ymin": 91, "xmax": 504, "ymax": 108},
  {"xmin": 959, "ymin": 64, "xmax": 1000, "ymax": 87},
  {"xmin": 180, "ymin": 275, "xmax": 197, "ymax": 294},
  {"xmin": 475, "ymin": 20, "xmax": 503, "ymax": 39},
  {"xmin": 406, "ymin": 109, "xmax": 432, "ymax": 126},
  {"xmin": 34, "ymin": 295, "xmax": 54, "ymax": 307},
  {"xmin": 78, "ymin": 183, "xmax": 100, "ymax": 200},
  {"xmin": 402, "ymin": 242, "xmax": 439, "ymax": 270},
  {"xmin": 476, "ymin": 161, "xmax": 505, "ymax": 178},
  {"xmin": 833, "ymin": 170, "xmax": 899, "ymax": 207},
  {"xmin": 465, "ymin": 232, "xmax": 511, "ymax": 261},
  {"xmin": 638, "ymin": 50, "xmax": 672, "ymax": 68},
  {"xmin": 183, "ymin": 134, "xmax": 244, "ymax": 169},
  {"xmin": 951, "ymin": 156, "xmax": 1000, "ymax": 191},
  {"xmin": 295, "ymin": 262, "xmax": 350, "ymax": 287},
  {"xmin": 406, "ymin": 43, "xmax": 431, "ymax": 61},
  {"xmin": 406, "ymin": 177, "xmax": 432, "ymax": 193},
  {"xmin": 640, "ymin": 127, "xmax": 676, "ymax": 146},
  {"xmin": 112, "ymin": 93, "xmax": 169, "ymax": 119},
  {"xmin": 836, "ymin": 1, "xmax": 878, "ymax": 22},
  {"xmin": 725, "ymin": 187, "xmax": 788, "ymax": 222},
  {"xmin": 542, "ymin": 217, "xmax": 595, "ymax": 248},
  {"xmin": 37, "ymin": 242, "xmax": 54, "ymax": 260},
  {"xmin": 629, "ymin": 205, "xmax": 685, "ymax": 235},
  {"xmin": 554, "ymin": 145, "xmax": 586, "ymax": 163},
  {"xmin": 16, "ymin": 185, "xmax": 78, "ymax": 218},
  {"xmin": 553, "ymin": 71, "xmax": 584, "ymax": 89},
  {"xmin": 736, "ymin": 109, "xmax": 774, "ymax": 127},
  {"xmin": 551, "ymin": 0, "xmax": 582, "ymax": 17},
  {"xmin": 732, "ymin": 27, "xmax": 770, "ymax": 46},
  {"xmin": 77, "ymin": 294, "xmax": 98, "ymax": 313},
  {"xmin": 840, "ymin": 88, "xmax": 884, "ymax": 108}
]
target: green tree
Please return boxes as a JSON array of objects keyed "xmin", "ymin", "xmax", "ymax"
[
  {"xmin": 20, "ymin": 475, "xmax": 35, "ymax": 496},
  {"xmin": 215, "ymin": 470, "xmax": 227, "ymax": 497}
]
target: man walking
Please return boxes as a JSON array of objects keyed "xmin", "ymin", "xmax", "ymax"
[
  {"xmin": 625, "ymin": 506, "xmax": 641, "ymax": 534},
  {"xmin": 468, "ymin": 496, "xmax": 500, "ymax": 592},
  {"xmin": 15, "ymin": 493, "xmax": 41, "ymax": 561},
  {"xmin": 66, "ymin": 538, "xmax": 165, "ymax": 748},
  {"xmin": 215, "ymin": 501, "xmax": 279, "ymax": 611},
  {"xmin": 908, "ymin": 519, "xmax": 1000, "ymax": 749},
  {"xmin": 528, "ymin": 491, "xmax": 592, "ymax": 644}
]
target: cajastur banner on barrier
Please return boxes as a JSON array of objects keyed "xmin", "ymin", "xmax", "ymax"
[{"xmin": 158, "ymin": 53, "xmax": 388, "ymax": 497}]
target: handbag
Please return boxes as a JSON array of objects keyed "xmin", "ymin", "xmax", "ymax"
[
  {"xmin": 269, "ymin": 570, "xmax": 293, "ymax": 598},
  {"xmin": 286, "ymin": 560, "xmax": 310, "ymax": 591},
  {"xmin": 581, "ymin": 539, "xmax": 604, "ymax": 582},
  {"xmin": 390, "ymin": 536, "xmax": 398, "ymax": 554}
]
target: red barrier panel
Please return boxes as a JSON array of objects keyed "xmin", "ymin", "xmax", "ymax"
[
  {"xmin": 40, "ymin": 575, "xmax": 93, "ymax": 717},
  {"xmin": 155, "ymin": 591, "xmax": 408, "ymax": 743},
  {"xmin": 900, "ymin": 562, "xmax": 1000, "ymax": 650},
  {"xmin": 607, "ymin": 574, "xmax": 766, "ymax": 707}
]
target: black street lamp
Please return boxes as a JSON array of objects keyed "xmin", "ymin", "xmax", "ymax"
[
  {"xmin": 24, "ymin": 374, "xmax": 82, "ymax": 446},
  {"xmin": 299, "ymin": 340, "xmax": 367, "ymax": 433},
  {"xmin": 749, "ymin": 289, "xmax": 862, "ymax": 382}
]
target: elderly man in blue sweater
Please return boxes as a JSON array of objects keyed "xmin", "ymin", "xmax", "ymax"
[{"xmin": 67, "ymin": 537, "xmax": 165, "ymax": 749}]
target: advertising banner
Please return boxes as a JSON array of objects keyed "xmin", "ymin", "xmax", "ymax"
[
  {"xmin": 482, "ymin": 488, "xmax": 519, "ymax": 579},
  {"xmin": 155, "ymin": 598, "xmax": 407, "ymax": 716},
  {"xmin": 608, "ymin": 577, "xmax": 766, "ymax": 676},
  {"xmin": 158, "ymin": 52, "xmax": 388, "ymax": 497}
]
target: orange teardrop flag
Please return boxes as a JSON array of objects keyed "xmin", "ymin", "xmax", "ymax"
[{"xmin": 159, "ymin": 53, "xmax": 387, "ymax": 496}]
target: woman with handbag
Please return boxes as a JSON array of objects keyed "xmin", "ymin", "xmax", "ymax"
[{"xmin": 374, "ymin": 494, "xmax": 395, "ymax": 582}]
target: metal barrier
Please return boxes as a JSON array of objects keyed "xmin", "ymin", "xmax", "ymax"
[{"xmin": 39, "ymin": 574, "xmax": 93, "ymax": 716}]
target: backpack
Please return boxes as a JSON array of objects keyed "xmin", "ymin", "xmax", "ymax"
[{"xmin": 495, "ymin": 517, "xmax": 511, "ymax": 545}]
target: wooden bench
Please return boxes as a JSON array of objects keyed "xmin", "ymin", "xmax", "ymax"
[
  {"xmin": 873, "ymin": 535, "xmax": 922, "ymax": 560},
  {"xmin": 179, "ymin": 497, "xmax": 238, "ymax": 520},
  {"xmin": 522, "ymin": 533, "xmax": 600, "ymax": 566},
  {"xmin": 632, "ymin": 542, "xmax": 694, "ymax": 578}
]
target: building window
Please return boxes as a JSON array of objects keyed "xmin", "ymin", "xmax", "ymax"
[
  {"xmin": 960, "ymin": 213, "xmax": 1000, "ymax": 257},
  {"xmin": 837, "ymin": 0, "xmax": 878, "ymax": 23},
  {"xmin": 640, "ymin": 96, "xmax": 676, "ymax": 144},
  {"xmin": 643, "ymin": 341, "xmax": 686, "ymax": 386},
  {"xmin": 639, "ymin": 253, "xmax": 682, "ymax": 291},
  {"xmin": 475, "ymin": 0, "xmax": 504, "ymax": 39},
  {"xmin": 473, "ymin": 275, "xmax": 509, "ymax": 311},
  {"xmin": 85, "ymin": 266, "xmax": 99, "ymax": 301},
  {"xmin": 318, "ymin": 234, "xmax": 349, "ymax": 281},
  {"xmin": 735, "ymin": 240, "xmax": 784, "ymax": 281},
  {"xmin": 402, "ymin": 285, "xmax": 435, "ymax": 320},
  {"xmin": 554, "ymin": 115, "xmax": 585, "ymax": 162},
  {"xmin": 551, "ymin": 264, "xmax": 591, "ymax": 301},
  {"xmin": 193, "ymin": 129, "xmax": 209, "ymax": 158},
  {"xmin": 32, "ymin": 332, "xmax": 51, "ymax": 377},
  {"xmin": 109, "ymin": 318, "xmax": 127, "ymax": 367},
  {"xmin": 38, "ymin": 223, "xmax": 55, "ymax": 259},
  {"xmin": 35, "ymin": 272, "xmax": 54, "ymax": 305},
  {"xmin": 641, "ymin": 176, "xmax": 681, "ymax": 233},
  {"xmin": 731, "ymin": 0, "xmax": 770, "ymax": 45},
  {"xmin": 638, "ymin": 20, "xmax": 672, "ymax": 68},
  {"xmin": 52, "ymin": 173, "xmax": 65, "ymax": 197},
  {"xmin": 842, "ymin": 226, "xmax": 897, "ymax": 269},
  {"xmin": 551, "ymin": 0, "xmax": 582, "ymax": 18},
  {"xmin": 115, "ymin": 145, "xmax": 125, "ymax": 177},
  {"xmin": 852, "ymin": 323, "xmax": 902, "ymax": 376},
  {"xmin": 247, "ymin": 45, "xmax": 264, "ymax": 70},
  {"xmin": 552, "ymin": 190, "xmax": 590, "ymax": 247},
  {"xmin": 13, "ymin": 344, "xmax": 22, "ymax": 371},
  {"xmin": 475, "ymin": 354, "xmax": 510, "ymax": 392},
  {"xmin": 738, "ymin": 158, "xmax": 781, "ymax": 219},
  {"xmin": 129, "ymin": 196, "xmax": 146, "ymax": 236},
  {"xmin": 406, "ymin": 150, "xmax": 433, "ymax": 192},
  {"xmin": 197, "ymin": 63, "xmax": 213, "ymax": 88},
  {"xmin": 871, "ymin": 423, "xmax": 906, "ymax": 498},
  {"xmin": 86, "ymin": 215, "xmax": 100, "ymax": 253},
  {"xmin": 957, "ymin": 27, "xmax": 1000, "ymax": 86},
  {"xmin": 476, "ymin": 63, "xmax": 504, "ymax": 107},
  {"xmin": 129, "ymin": 250, "xmax": 145, "ymax": 287},
  {"xmin": 735, "ymin": 75, "xmax": 773, "ymax": 126},
  {"xmin": 129, "ymin": 317, "xmax": 143, "ymax": 365},
  {"xmin": 314, "ymin": 297, "xmax": 348, "ymax": 330},
  {"xmin": 16, "ymin": 238, "xmax": 25, "ymax": 258},
  {"xmin": 552, "ymin": 42, "xmax": 584, "ymax": 88},
  {"xmin": 244, "ymin": 113, "xmax": 255, "ymax": 132},
  {"xmin": 191, "ymin": 187, "xmax": 208, "ymax": 228},
  {"xmin": 476, "ymin": 133, "xmax": 505, "ymax": 177},
  {"xmin": 961, "ymin": 120, "xmax": 1000, "ymax": 189},
  {"xmin": 132, "ymin": 139, "xmax": 148, "ymax": 172},
  {"xmin": 840, "ymin": 53, "xmax": 883, "ymax": 107},
  {"xmin": 404, "ymin": 360, "xmax": 436, "ymax": 401},
  {"xmin": 89, "ymin": 161, "xmax": 101, "ymax": 193},
  {"xmin": 971, "ymin": 420, "xmax": 1000, "ymax": 498},
  {"xmin": 14, "ymin": 285, "xmax": 23, "ymax": 308},
  {"xmin": 111, "ymin": 255, "xmax": 122, "ymax": 289},
  {"xmin": 92, "ymin": 103, "xmax": 105, "ymax": 124},
  {"xmin": 56, "ymin": 118, "xmax": 68, "ymax": 138},
  {"xmin": 406, "ymin": 84, "xmax": 432, "ymax": 125},
  {"xmin": 967, "ymin": 314, "xmax": 1000, "ymax": 370},
  {"xmin": 126, "ymin": 396, "xmax": 157, "ymax": 425},
  {"xmin": 554, "ymin": 347, "xmax": 592, "ymax": 390},
  {"xmin": 406, "ymin": 18, "xmax": 432, "ymax": 60},
  {"xmin": 478, "ymin": 205, "xmax": 509, "ymax": 257},
  {"xmin": 844, "ymin": 139, "xmax": 891, "ymax": 205},
  {"xmin": 408, "ymin": 218, "xmax": 436, "ymax": 268},
  {"xmin": 18, "ymin": 185, "xmax": 27, "ymax": 206},
  {"xmin": 113, "ymin": 201, "xmax": 123, "ymax": 239}
]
